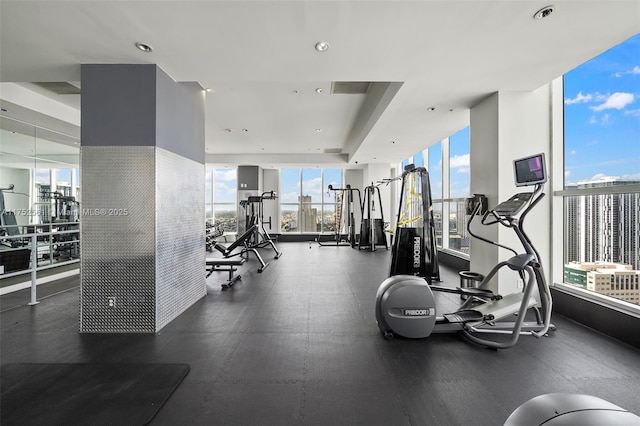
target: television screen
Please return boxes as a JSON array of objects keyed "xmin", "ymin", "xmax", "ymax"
[{"xmin": 513, "ymin": 153, "xmax": 547, "ymax": 187}]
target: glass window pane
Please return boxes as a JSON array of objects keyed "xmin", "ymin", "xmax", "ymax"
[
  {"xmin": 302, "ymin": 169, "xmax": 322, "ymax": 204},
  {"xmin": 213, "ymin": 205, "xmax": 237, "ymax": 233},
  {"xmin": 213, "ymin": 168, "xmax": 236, "ymax": 204},
  {"xmin": 281, "ymin": 168, "xmax": 301, "ymax": 203},
  {"xmin": 448, "ymin": 201, "xmax": 470, "ymax": 254},
  {"xmin": 564, "ymin": 193, "xmax": 639, "ymax": 305},
  {"xmin": 323, "ymin": 169, "xmax": 342, "ymax": 203},
  {"xmin": 322, "ymin": 204, "xmax": 336, "ymax": 233},
  {"xmin": 449, "ymin": 127, "xmax": 470, "ymax": 198},
  {"xmin": 300, "ymin": 203, "xmax": 321, "ymax": 233},
  {"xmin": 432, "ymin": 202, "xmax": 443, "ymax": 247},
  {"xmin": 428, "ymin": 142, "xmax": 442, "ymax": 200},
  {"xmin": 281, "ymin": 205, "xmax": 299, "ymax": 233},
  {"xmin": 564, "ymin": 33, "xmax": 640, "ymax": 187},
  {"xmin": 413, "ymin": 151, "xmax": 424, "ymax": 168}
]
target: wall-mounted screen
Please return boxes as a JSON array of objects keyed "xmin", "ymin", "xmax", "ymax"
[{"xmin": 513, "ymin": 153, "xmax": 547, "ymax": 187}]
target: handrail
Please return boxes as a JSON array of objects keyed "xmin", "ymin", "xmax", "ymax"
[{"xmin": 0, "ymin": 228, "xmax": 80, "ymax": 304}]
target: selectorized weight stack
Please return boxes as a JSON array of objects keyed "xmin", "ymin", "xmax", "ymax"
[{"xmin": 389, "ymin": 164, "xmax": 440, "ymax": 282}]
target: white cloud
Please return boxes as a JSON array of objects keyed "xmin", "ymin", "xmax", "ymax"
[
  {"xmin": 450, "ymin": 153, "xmax": 470, "ymax": 170},
  {"xmin": 215, "ymin": 169, "xmax": 237, "ymax": 182},
  {"xmin": 614, "ymin": 65, "xmax": 640, "ymax": 77},
  {"xmin": 600, "ymin": 113, "xmax": 613, "ymax": 125},
  {"xmin": 589, "ymin": 173, "xmax": 620, "ymax": 181},
  {"xmin": 565, "ymin": 91, "xmax": 593, "ymax": 104},
  {"xmin": 625, "ymin": 108, "xmax": 640, "ymax": 117},
  {"xmin": 569, "ymin": 150, "xmax": 577, "ymax": 155},
  {"xmin": 565, "ymin": 171, "xmax": 571, "ymax": 178},
  {"xmin": 591, "ymin": 92, "xmax": 635, "ymax": 112}
]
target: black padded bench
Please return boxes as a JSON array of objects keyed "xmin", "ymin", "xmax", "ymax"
[{"xmin": 206, "ymin": 257, "xmax": 247, "ymax": 289}]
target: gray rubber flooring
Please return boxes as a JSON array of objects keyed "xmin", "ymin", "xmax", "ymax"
[{"xmin": 2, "ymin": 242, "xmax": 640, "ymax": 425}]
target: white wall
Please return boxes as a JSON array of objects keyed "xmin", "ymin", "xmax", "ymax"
[{"xmin": 470, "ymin": 85, "xmax": 552, "ymax": 294}]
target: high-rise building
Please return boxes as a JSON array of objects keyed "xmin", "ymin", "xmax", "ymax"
[
  {"xmin": 299, "ymin": 195, "xmax": 318, "ymax": 232},
  {"xmin": 564, "ymin": 177, "xmax": 640, "ymax": 270},
  {"xmin": 564, "ymin": 261, "xmax": 640, "ymax": 305}
]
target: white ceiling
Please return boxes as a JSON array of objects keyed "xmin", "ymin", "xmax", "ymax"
[{"xmin": 1, "ymin": 1, "xmax": 639, "ymax": 168}]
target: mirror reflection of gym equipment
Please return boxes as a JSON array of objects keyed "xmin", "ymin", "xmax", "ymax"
[{"xmin": 376, "ymin": 154, "xmax": 554, "ymax": 350}]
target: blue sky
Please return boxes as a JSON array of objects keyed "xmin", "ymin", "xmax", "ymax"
[{"xmin": 564, "ymin": 33, "xmax": 640, "ymax": 184}]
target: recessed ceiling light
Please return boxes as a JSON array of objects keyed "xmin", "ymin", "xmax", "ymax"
[
  {"xmin": 205, "ymin": 88, "xmax": 213, "ymax": 93},
  {"xmin": 242, "ymin": 129, "xmax": 248, "ymax": 132},
  {"xmin": 390, "ymin": 140, "xmax": 396, "ymax": 144},
  {"xmin": 533, "ymin": 5, "xmax": 554, "ymax": 20},
  {"xmin": 427, "ymin": 106, "xmax": 436, "ymax": 112},
  {"xmin": 225, "ymin": 128, "xmax": 233, "ymax": 133},
  {"xmin": 316, "ymin": 128, "xmax": 322, "ymax": 132},
  {"xmin": 135, "ymin": 42, "xmax": 153, "ymax": 52},
  {"xmin": 315, "ymin": 41, "xmax": 330, "ymax": 52},
  {"xmin": 315, "ymin": 88, "xmax": 323, "ymax": 93}
]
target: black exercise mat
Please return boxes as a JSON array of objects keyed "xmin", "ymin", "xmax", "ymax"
[{"xmin": 1, "ymin": 362, "xmax": 190, "ymax": 426}]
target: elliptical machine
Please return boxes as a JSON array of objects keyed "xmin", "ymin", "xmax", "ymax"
[{"xmin": 375, "ymin": 153, "xmax": 554, "ymax": 349}]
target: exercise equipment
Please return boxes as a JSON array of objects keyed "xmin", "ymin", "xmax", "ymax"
[
  {"xmin": 210, "ymin": 224, "xmax": 271, "ymax": 272},
  {"xmin": 211, "ymin": 191, "xmax": 281, "ymax": 273},
  {"xmin": 244, "ymin": 191, "xmax": 282, "ymax": 259},
  {"xmin": 376, "ymin": 154, "xmax": 554, "ymax": 350},
  {"xmin": 358, "ymin": 183, "xmax": 388, "ymax": 251},
  {"xmin": 388, "ymin": 165, "xmax": 440, "ymax": 282},
  {"xmin": 505, "ymin": 393, "xmax": 640, "ymax": 425},
  {"xmin": 318, "ymin": 184, "xmax": 362, "ymax": 248},
  {"xmin": 206, "ymin": 256, "xmax": 246, "ymax": 289}
]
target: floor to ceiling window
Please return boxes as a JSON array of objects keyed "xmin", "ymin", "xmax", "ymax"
[
  {"xmin": 208, "ymin": 167, "xmax": 237, "ymax": 233},
  {"xmin": 280, "ymin": 168, "xmax": 342, "ymax": 234},
  {"xmin": 401, "ymin": 126, "xmax": 470, "ymax": 257},
  {"xmin": 561, "ymin": 33, "xmax": 640, "ymax": 307}
]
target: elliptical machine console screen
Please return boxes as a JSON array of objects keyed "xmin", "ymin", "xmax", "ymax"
[{"xmin": 513, "ymin": 152, "xmax": 547, "ymax": 187}]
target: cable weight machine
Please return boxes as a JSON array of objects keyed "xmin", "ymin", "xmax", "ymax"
[
  {"xmin": 318, "ymin": 184, "xmax": 362, "ymax": 248},
  {"xmin": 358, "ymin": 182, "xmax": 388, "ymax": 251}
]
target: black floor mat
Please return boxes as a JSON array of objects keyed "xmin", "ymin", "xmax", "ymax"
[{"xmin": 1, "ymin": 363, "xmax": 190, "ymax": 426}]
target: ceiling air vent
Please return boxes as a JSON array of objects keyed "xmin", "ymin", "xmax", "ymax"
[
  {"xmin": 331, "ymin": 82, "xmax": 371, "ymax": 95},
  {"xmin": 33, "ymin": 82, "xmax": 81, "ymax": 95}
]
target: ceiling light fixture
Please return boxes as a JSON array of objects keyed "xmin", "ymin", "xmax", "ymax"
[
  {"xmin": 315, "ymin": 88, "xmax": 323, "ymax": 93},
  {"xmin": 534, "ymin": 5, "xmax": 554, "ymax": 20},
  {"xmin": 315, "ymin": 41, "xmax": 330, "ymax": 52},
  {"xmin": 135, "ymin": 42, "xmax": 153, "ymax": 52},
  {"xmin": 205, "ymin": 88, "xmax": 213, "ymax": 93},
  {"xmin": 225, "ymin": 128, "xmax": 233, "ymax": 133},
  {"xmin": 315, "ymin": 128, "xmax": 322, "ymax": 132},
  {"xmin": 427, "ymin": 107, "xmax": 436, "ymax": 111}
]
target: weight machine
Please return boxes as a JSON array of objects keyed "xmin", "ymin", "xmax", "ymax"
[
  {"xmin": 318, "ymin": 184, "xmax": 362, "ymax": 248},
  {"xmin": 358, "ymin": 182, "xmax": 388, "ymax": 251}
]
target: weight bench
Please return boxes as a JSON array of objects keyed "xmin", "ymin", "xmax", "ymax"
[
  {"xmin": 212, "ymin": 224, "xmax": 271, "ymax": 272},
  {"xmin": 206, "ymin": 257, "xmax": 247, "ymax": 289}
]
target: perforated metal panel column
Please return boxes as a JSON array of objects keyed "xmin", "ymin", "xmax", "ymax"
[{"xmin": 80, "ymin": 64, "xmax": 206, "ymax": 333}]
